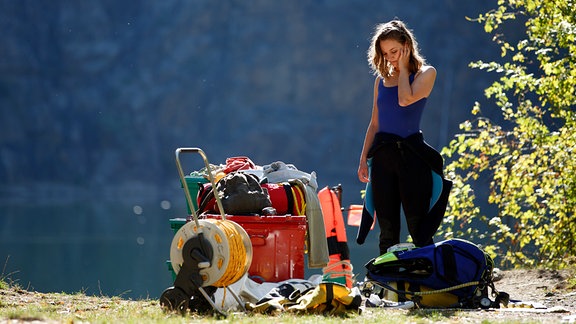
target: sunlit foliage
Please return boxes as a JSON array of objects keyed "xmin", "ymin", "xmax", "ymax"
[{"xmin": 439, "ymin": 0, "xmax": 576, "ymax": 268}]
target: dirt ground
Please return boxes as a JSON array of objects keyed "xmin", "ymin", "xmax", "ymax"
[
  {"xmin": 477, "ymin": 268, "xmax": 576, "ymax": 322},
  {"xmin": 493, "ymin": 268, "xmax": 575, "ymax": 307}
]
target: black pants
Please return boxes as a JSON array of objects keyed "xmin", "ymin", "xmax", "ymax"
[{"xmin": 370, "ymin": 139, "xmax": 433, "ymax": 255}]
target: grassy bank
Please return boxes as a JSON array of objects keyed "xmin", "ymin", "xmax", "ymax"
[{"xmin": 1, "ymin": 277, "xmax": 572, "ymax": 324}]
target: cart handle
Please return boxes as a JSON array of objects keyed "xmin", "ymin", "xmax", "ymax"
[{"xmin": 175, "ymin": 148, "xmax": 226, "ymax": 227}]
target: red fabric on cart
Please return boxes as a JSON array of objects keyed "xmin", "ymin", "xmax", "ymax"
[{"xmin": 222, "ymin": 156, "xmax": 256, "ymax": 173}]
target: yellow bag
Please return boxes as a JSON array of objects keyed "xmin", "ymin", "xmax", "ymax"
[{"xmin": 287, "ymin": 282, "xmax": 362, "ymax": 315}]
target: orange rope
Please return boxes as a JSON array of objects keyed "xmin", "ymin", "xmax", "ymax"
[{"xmin": 211, "ymin": 220, "xmax": 248, "ymax": 287}]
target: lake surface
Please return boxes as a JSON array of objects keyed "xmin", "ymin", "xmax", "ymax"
[
  {"xmin": 0, "ymin": 185, "xmax": 380, "ymax": 300},
  {"xmin": 0, "ymin": 196, "xmax": 177, "ymax": 299}
]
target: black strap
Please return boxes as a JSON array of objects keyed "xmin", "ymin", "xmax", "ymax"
[
  {"xmin": 324, "ymin": 283, "xmax": 334, "ymax": 312},
  {"xmin": 338, "ymin": 241, "xmax": 350, "ymax": 261},
  {"xmin": 282, "ymin": 182, "xmax": 295, "ymax": 215},
  {"xmin": 326, "ymin": 236, "xmax": 339, "ymax": 256},
  {"xmin": 408, "ymin": 282, "xmax": 421, "ymax": 297},
  {"xmin": 198, "ymin": 184, "xmax": 215, "ymax": 214},
  {"xmin": 397, "ymin": 281, "xmax": 407, "ymax": 301},
  {"xmin": 438, "ymin": 244, "xmax": 458, "ymax": 283}
]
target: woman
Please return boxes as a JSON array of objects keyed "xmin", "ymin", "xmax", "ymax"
[{"xmin": 356, "ymin": 20, "xmax": 449, "ymax": 255}]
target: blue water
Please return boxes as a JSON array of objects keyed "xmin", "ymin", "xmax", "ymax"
[
  {"xmin": 0, "ymin": 196, "xmax": 177, "ymax": 299},
  {"xmin": 0, "ymin": 186, "xmax": 381, "ymax": 300}
]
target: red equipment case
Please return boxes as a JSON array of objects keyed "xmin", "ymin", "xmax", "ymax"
[{"xmin": 170, "ymin": 214, "xmax": 307, "ymax": 283}]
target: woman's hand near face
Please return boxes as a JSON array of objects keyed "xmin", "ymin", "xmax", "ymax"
[{"xmin": 398, "ymin": 44, "xmax": 411, "ymax": 72}]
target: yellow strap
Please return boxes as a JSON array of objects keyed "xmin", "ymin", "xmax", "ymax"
[{"xmin": 291, "ymin": 185, "xmax": 306, "ymax": 215}]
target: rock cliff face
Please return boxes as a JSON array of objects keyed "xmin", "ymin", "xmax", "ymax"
[{"xmin": 0, "ymin": 1, "xmax": 500, "ymax": 201}]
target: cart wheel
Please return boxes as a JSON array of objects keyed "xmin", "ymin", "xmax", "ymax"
[
  {"xmin": 189, "ymin": 286, "xmax": 217, "ymax": 314},
  {"xmin": 479, "ymin": 297, "xmax": 492, "ymax": 309},
  {"xmin": 160, "ymin": 287, "xmax": 190, "ymax": 314}
]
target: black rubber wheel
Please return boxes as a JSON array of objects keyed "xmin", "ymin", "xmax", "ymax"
[{"xmin": 160, "ymin": 287, "xmax": 190, "ymax": 314}]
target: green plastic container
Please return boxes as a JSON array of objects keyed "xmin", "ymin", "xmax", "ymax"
[
  {"xmin": 167, "ymin": 218, "xmax": 187, "ymax": 281},
  {"xmin": 169, "ymin": 218, "xmax": 187, "ymax": 234},
  {"xmin": 181, "ymin": 176, "xmax": 208, "ymax": 214}
]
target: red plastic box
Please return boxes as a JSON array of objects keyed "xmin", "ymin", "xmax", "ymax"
[{"xmin": 170, "ymin": 215, "xmax": 307, "ymax": 283}]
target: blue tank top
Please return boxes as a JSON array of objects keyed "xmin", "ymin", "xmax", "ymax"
[{"xmin": 377, "ymin": 74, "xmax": 427, "ymax": 137}]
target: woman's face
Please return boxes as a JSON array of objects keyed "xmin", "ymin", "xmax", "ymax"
[{"xmin": 379, "ymin": 39, "xmax": 403, "ymax": 69}]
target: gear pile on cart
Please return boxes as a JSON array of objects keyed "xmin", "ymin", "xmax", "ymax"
[
  {"xmin": 160, "ymin": 148, "xmax": 508, "ymax": 317},
  {"xmin": 160, "ymin": 148, "xmax": 355, "ymax": 316}
]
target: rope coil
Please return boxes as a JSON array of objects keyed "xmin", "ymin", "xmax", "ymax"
[
  {"xmin": 211, "ymin": 219, "xmax": 249, "ymax": 287},
  {"xmin": 170, "ymin": 219, "xmax": 252, "ymax": 288}
]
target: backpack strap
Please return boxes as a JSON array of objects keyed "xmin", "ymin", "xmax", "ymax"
[{"xmin": 438, "ymin": 244, "xmax": 458, "ymax": 283}]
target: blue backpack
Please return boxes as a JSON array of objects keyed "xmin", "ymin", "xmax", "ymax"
[{"xmin": 363, "ymin": 239, "xmax": 509, "ymax": 308}]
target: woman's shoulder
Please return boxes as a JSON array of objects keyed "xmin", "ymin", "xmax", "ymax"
[
  {"xmin": 416, "ymin": 65, "xmax": 436, "ymax": 77},
  {"xmin": 373, "ymin": 75, "xmax": 383, "ymax": 88},
  {"xmin": 414, "ymin": 65, "xmax": 436, "ymax": 82}
]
